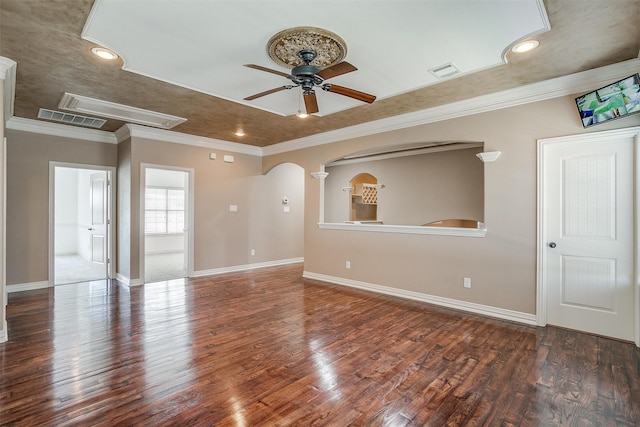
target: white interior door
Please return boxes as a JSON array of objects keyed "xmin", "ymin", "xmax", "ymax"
[
  {"xmin": 89, "ymin": 172, "xmax": 108, "ymax": 271},
  {"xmin": 541, "ymin": 131, "xmax": 635, "ymax": 341}
]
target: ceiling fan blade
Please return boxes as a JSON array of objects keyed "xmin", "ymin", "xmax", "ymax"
[
  {"xmin": 323, "ymin": 84, "xmax": 376, "ymax": 104},
  {"xmin": 316, "ymin": 61, "xmax": 357, "ymax": 80},
  {"xmin": 303, "ymin": 91, "xmax": 319, "ymax": 114},
  {"xmin": 243, "ymin": 64, "xmax": 290, "ymax": 79},
  {"xmin": 244, "ymin": 86, "xmax": 289, "ymax": 101}
]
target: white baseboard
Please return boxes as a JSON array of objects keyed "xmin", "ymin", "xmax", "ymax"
[
  {"xmin": 144, "ymin": 250, "xmax": 184, "ymax": 256},
  {"xmin": 302, "ymin": 271, "xmax": 537, "ymax": 326},
  {"xmin": 7, "ymin": 280, "xmax": 50, "ymax": 293},
  {"xmin": 0, "ymin": 320, "xmax": 7, "ymax": 343},
  {"xmin": 192, "ymin": 257, "xmax": 304, "ymax": 278},
  {"xmin": 115, "ymin": 273, "xmax": 143, "ymax": 287}
]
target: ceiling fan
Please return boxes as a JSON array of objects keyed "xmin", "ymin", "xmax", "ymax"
[{"xmin": 243, "ymin": 49, "xmax": 376, "ymax": 115}]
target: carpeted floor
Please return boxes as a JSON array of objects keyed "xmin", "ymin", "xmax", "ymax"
[
  {"xmin": 144, "ymin": 252, "xmax": 187, "ymax": 283},
  {"xmin": 55, "ymin": 254, "xmax": 107, "ymax": 285},
  {"xmin": 55, "ymin": 253, "xmax": 186, "ymax": 285}
]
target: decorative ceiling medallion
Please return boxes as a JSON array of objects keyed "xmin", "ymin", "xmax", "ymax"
[{"xmin": 267, "ymin": 27, "xmax": 347, "ymax": 69}]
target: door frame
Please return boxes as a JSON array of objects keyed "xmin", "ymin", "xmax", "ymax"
[
  {"xmin": 139, "ymin": 163, "xmax": 194, "ymax": 284},
  {"xmin": 49, "ymin": 162, "xmax": 116, "ymax": 287},
  {"xmin": 537, "ymin": 126, "xmax": 640, "ymax": 346}
]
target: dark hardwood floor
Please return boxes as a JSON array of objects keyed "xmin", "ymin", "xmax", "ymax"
[{"xmin": 1, "ymin": 264, "xmax": 639, "ymax": 426}]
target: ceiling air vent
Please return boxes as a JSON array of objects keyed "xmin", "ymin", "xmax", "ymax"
[
  {"xmin": 38, "ymin": 108, "xmax": 107, "ymax": 129},
  {"xmin": 428, "ymin": 63, "xmax": 461, "ymax": 79},
  {"xmin": 59, "ymin": 92, "xmax": 187, "ymax": 129}
]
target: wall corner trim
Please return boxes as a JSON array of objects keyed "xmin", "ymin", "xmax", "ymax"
[{"xmin": 302, "ymin": 271, "xmax": 537, "ymax": 326}]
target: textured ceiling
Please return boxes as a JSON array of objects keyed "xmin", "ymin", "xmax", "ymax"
[{"xmin": 1, "ymin": 0, "xmax": 639, "ymax": 147}]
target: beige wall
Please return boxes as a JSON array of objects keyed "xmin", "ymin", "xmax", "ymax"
[
  {"xmin": 5, "ymin": 131, "xmax": 118, "ymax": 284},
  {"xmin": 4, "ymin": 129, "xmax": 304, "ymax": 286},
  {"xmin": 119, "ymin": 136, "xmax": 304, "ymax": 281},
  {"xmin": 6, "ymin": 131, "xmax": 304, "ymax": 286},
  {"xmin": 264, "ymin": 94, "xmax": 640, "ymax": 315},
  {"xmin": 325, "ymin": 147, "xmax": 484, "ymax": 225}
]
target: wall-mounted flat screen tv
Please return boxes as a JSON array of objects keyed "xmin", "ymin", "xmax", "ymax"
[{"xmin": 575, "ymin": 74, "xmax": 640, "ymax": 128}]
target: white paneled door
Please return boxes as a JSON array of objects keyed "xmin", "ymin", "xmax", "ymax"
[
  {"xmin": 89, "ymin": 172, "xmax": 108, "ymax": 268},
  {"xmin": 541, "ymin": 129, "xmax": 635, "ymax": 341}
]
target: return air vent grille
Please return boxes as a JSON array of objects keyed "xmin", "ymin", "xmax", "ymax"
[
  {"xmin": 38, "ymin": 108, "xmax": 107, "ymax": 128},
  {"xmin": 428, "ymin": 62, "xmax": 461, "ymax": 79}
]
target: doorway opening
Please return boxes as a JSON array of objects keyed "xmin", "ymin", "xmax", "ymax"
[
  {"xmin": 141, "ymin": 165, "xmax": 193, "ymax": 284},
  {"xmin": 349, "ymin": 173, "xmax": 378, "ymax": 222},
  {"xmin": 51, "ymin": 164, "xmax": 114, "ymax": 286}
]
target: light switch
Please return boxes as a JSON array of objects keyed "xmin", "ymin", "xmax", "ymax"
[
  {"xmin": 283, "ymin": 206, "xmax": 290, "ymax": 213},
  {"xmin": 224, "ymin": 155, "xmax": 234, "ymax": 163},
  {"xmin": 209, "ymin": 152, "xmax": 216, "ymax": 160},
  {"xmin": 229, "ymin": 205, "xmax": 238, "ymax": 212}
]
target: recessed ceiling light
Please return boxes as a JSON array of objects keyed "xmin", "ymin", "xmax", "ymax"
[
  {"xmin": 235, "ymin": 130, "xmax": 245, "ymax": 136},
  {"xmin": 511, "ymin": 40, "xmax": 539, "ymax": 54},
  {"xmin": 91, "ymin": 47, "xmax": 118, "ymax": 60},
  {"xmin": 296, "ymin": 111, "xmax": 309, "ymax": 119}
]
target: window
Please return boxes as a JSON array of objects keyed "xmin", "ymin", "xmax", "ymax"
[{"xmin": 145, "ymin": 187, "xmax": 185, "ymax": 234}]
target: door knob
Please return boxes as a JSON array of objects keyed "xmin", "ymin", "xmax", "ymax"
[
  {"xmin": 548, "ymin": 242, "xmax": 557, "ymax": 248},
  {"xmin": 88, "ymin": 227, "xmax": 94, "ymax": 231}
]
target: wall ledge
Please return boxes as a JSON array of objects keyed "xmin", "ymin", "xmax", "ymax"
[
  {"xmin": 192, "ymin": 257, "xmax": 304, "ymax": 278},
  {"xmin": 303, "ymin": 271, "xmax": 537, "ymax": 326},
  {"xmin": 318, "ymin": 222, "xmax": 487, "ymax": 237}
]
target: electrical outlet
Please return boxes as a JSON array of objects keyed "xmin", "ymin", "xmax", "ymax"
[
  {"xmin": 464, "ymin": 277, "xmax": 471, "ymax": 288},
  {"xmin": 346, "ymin": 261, "xmax": 351, "ymax": 269}
]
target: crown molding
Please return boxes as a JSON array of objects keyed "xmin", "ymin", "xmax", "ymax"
[
  {"xmin": 6, "ymin": 117, "xmax": 118, "ymax": 144},
  {"xmin": 0, "ymin": 56, "xmax": 17, "ymax": 122},
  {"xmin": 263, "ymin": 58, "xmax": 640, "ymax": 156},
  {"xmin": 122, "ymin": 124, "xmax": 263, "ymax": 156},
  {"xmin": 3, "ymin": 57, "xmax": 639, "ymax": 158}
]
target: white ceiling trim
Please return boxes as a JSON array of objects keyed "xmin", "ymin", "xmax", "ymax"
[
  {"xmin": 6, "ymin": 116, "xmax": 118, "ymax": 144},
  {"xmin": 4, "ymin": 58, "xmax": 639, "ymax": 157},
  {"xmin": 262, "ymin": 58, "xmax": 640, "ymax": 156},
  {"xmin": 121, "ymin": 124, "xmax": 263, "ymax": 157},
  {"xmin": 0, "ymin": 57, "xmax": 17, "ymax": 122}
]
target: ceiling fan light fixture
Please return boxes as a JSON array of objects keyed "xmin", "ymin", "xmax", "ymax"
[
  {"xmin": 267, "ymin": 27, "xmax": 347, "ymax": 68},
  {"xmin": 511, "ymin": 40, "xmax": 539, "ymax": 53},
  {"xmin": 91, "ymin": 47, "xmax": 118, "ymax": 60}
]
